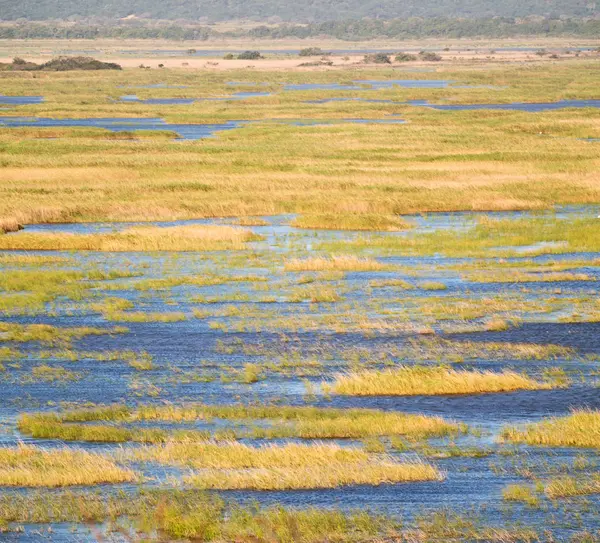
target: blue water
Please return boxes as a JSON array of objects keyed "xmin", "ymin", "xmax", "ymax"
[
  {"xmin": 0, "ymin": 116, "xmax": 405, "ymax": 139},
  {"xmin": 0, "ymin": 116, "xmax": 245, "ymax": 139},
  {"xmin": 0, "ymin": 95, "xmax": 43, "ymax": 106},
  {"xmin": 119, "ymin": 92, "xmax": 271, "ymax": 104}
]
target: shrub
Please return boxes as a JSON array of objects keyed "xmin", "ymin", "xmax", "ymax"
[
  {"xmin": 418, "ymin": 51, "xmax": 442, "ymax": 61},
  {"xmin": 364, "ymin": 53, "xmax": 391, "ymax": 64},
  {"xmin": 299, "ymin": 47, "xmax": 327, "ymax": 57},
  {"xmin": 395, "ymin": 53, "xmax": 417, "ymax": 61},
  {"xmin": 237, "ymin": 51, "xmax": 263, "ymax": 60}
]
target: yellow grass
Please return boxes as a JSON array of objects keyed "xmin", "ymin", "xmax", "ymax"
[
  {"xmin": 127, "ymin": 441, "xmax": 370, "ymax": 468},
  {"xmin": 285, "ymin": 255, "xmax": 385, "ymax": 272},
  {"xmin": 291, "ymin": 214, "xmax": 411, "ymax": 232},
  {"xmin": 0, "ymin": 218, "xmax": 22, "ymax": 234},
  {"xmin": 545, "ymin": 476, "xmax": 600, "ymax": 499},
  {"xmin": 326, "ymin": 366, "xmax": 552, "ymax": 396},
  {"xmin": 0, "ymin": 225, "xmax": 260, "ymax": 252},
  {"xmin": 0, "ymin": 444, "xmax": 136, "ymax": 487},
  {"xmin": 185, "ymin": 459, "xmax": 441, "ymax": 490},
  {"xmin": 501, "ymin": 409, "xmax": 600, "ymax": 448}
]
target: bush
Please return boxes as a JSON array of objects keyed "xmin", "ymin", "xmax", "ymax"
[
  {"xmin": 2, "ymin": 56, "xmax": 121, "ymax": 71},
  {"xmin": 418, "ymin": 51, "xmax": 442, "ymax": 61},
  {"xmin": 299, "ymin": 47, "xmax": 328, "ymax": 56},
  {"xmin": 223, "ymin": 53, "xmax": 234, "ymax": 60},
  {"xmin": 363, "ymin": 53, "xmax": 391, "ymax": 64},
  {"xmin": 395, "ymin": 52, "xmax": 417, "ymax": 62},
  {"xmin": 237, "ymin": 51, "xmax": 263, "ymax": 60}
]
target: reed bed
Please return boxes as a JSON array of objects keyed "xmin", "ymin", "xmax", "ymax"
[
  {"xmin": 501, "ymin": 409, "xmax": 600, "ymax": 448},
  {"xmin": 0, "ymin": 444, "xmax": 135, "ymax": 487},
  {"xmin": 0, "ymin": 225, "xmax": 260, "ymax": 252},
  {"xmin": 185, "ymin": 459, "xmax": 441, "ymax": 490},
  {"xmin": 285, "ymin": 255, "xmax": 385, "ymax": 272},
  {"xmin": 326, "ymin": 366, "xmax": 552, "ymax": 396}
]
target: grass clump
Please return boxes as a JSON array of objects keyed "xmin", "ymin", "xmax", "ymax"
[
  {"xmin": 501, "ymin": 409, "xmax": 600, "ymax": 448},
  {"xmin": 326, "ymin": 366, "xmax": 552, "ymax": 396},
  {"xmin": 0, "ymin": 444, "xmax": 135, "ymax": 487},
  {"xmin": 0, "ymin": 218, "xmax": 22, "ymax": 234},
  {"xmin": 0, "ymin": 225, "xmax": 260, "ymax": 252},
  {"xmin": 502, "ymin": 484, "xmax": 540, "ymax": 507},
  {"xmin": 544, "ymin": 476, "xmax": 600, "ymax": 499},
  {"xmin": 291, "ymin": 214, "xmax": 411, "ymax": 232},
  {"xmin": 285, "ymin": 255, "xmax": 385, "ymax": 272}
]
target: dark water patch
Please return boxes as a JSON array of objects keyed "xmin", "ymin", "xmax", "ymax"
[{"xmin": 452, "ymin": 322, "xmax": 600, "ymax": 354}]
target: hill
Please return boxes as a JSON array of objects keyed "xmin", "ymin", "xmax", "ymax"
[{"xmin": 1, "ymin": 0, "xmax": 597, "ymax": 22}]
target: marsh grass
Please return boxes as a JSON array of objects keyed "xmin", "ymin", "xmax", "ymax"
[
  {"xmin": 544, "ymin": 475, "xmax": 600, "ymax": 498},
  {"xmin": 0, "ymin": 444, "xmax": 135, "ymax": 487},
  {"xmin": 291, "ymin": 214, "xmax": 411, "ymax": 231},
  {"xmin": 185, "ymin": 459, "xmax": 442, "ymax": 490},
  {"xmin": 0, "ymin": 225, "xmax": 261, "ymax": 252},
  {"xmin": 0, "ymin": 322, "xmax": 127, "ymax": 346},
  {"xmin": 19, "ymin": 404, "xmax": 461, "ymax": 442},
  {"xmin": 285, "ymin": 255, "xmax": 385, "ymax": 272},
  {"xmin": 502, "ymin": 484, "xmax": 541, "ymax": 507},
  {"xmin": 465, "ymin": 271, "xmax": 596, "ymax": 283},
  {"xmin": 327, "ymin": 366, "xmax": 552, "ymax": 396},
  {"xmin": 501, "ymin": 409, "xmax": 600, "ymax": 448},
  {"xmin": 126, "ymin": 441, "xmax": 370, "ymax": 468},
  {"xmin": 0, "ymin": 489, "xmax": 397, "ymax": 541}
]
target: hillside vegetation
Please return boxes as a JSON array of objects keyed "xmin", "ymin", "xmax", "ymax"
[{"xmin": 1, "ymin": 0, "xmax": 596, "ymax": 22}]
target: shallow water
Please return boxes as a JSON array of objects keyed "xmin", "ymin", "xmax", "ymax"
[
  {"xmin": 0, "ymin": 95, "xmax": 44, "ymax": 106},
  {"xmin": 0, "ymin": 116, "xmax": 405, "ymax": 139},
  {"xmin": 119, "ymin": 91, "xmax": 271, "ymax": 104},
  {"xmin": 1, "ymin": 206, "xmax": 600, "ymax": 539}
]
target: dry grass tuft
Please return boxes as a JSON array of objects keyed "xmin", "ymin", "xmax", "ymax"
[
  {"xmin": 291, "ymin": 214, "xmax": 411, "ymax": 232},
  {"xmin": 501, "ymin": 409, "xmax": 600, "ymax": 448},
  {"xmin": 0, "ymin": 218, "xmax": 23, "ymax": 234},
  {"xmin": 185, "ymin": 459, "xmax": 441, "ymax": 490},
  {"xmin": 285, "ymin": 255, "xmax": 385, "ymax": 272},
  {"xmin": 127, "ymin": 441, "xmax": 369, "ymax": 469},
  {"xmin": 326, "ymin": 366, "xmax": 552, "ymax": 396}
]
